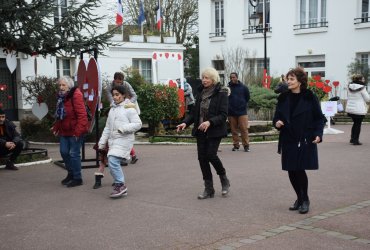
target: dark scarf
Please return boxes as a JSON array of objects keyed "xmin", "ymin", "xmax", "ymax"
[
  {"xmin": 199, "ymin": 85, "xmax": 215, "ymax": 123},
  {"xmin": 55, "ymin": 91, "xmax": 67, "ymax": 120}
]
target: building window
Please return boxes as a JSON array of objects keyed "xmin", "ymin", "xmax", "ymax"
[
  {"xmin": 132, "ymin": 59, "xmax": 152, "ymax": 83},
  {"xmin": 297, "ymin": 55, "xmax": 326, "ymax": 78},
  {"xmin": 360, "ymin": 53, "xmax": 369, "ymax": 65},
  {"xmin": 246, "ymin": 58, "xmax": 270, "ymax": 77},
  {"xmin": 56, "ymin": 58, "xmax": 73, "ymax": 78},
  {"xmin": 295, "ymin": 0, "xmax": 327, "ymax": 29},
  {"xmin": 54, "ymin": 0, "xmax": 67, "ymax": 25},
  {"xmin": 354, "ymin": 0, "xmax": 370, "ymax": 23},
  {"xmin": 246, "ymin": 0, "xmax": 271, "ymax": 34},
  {"xmin": 210, "ymin": 0, "xmax": 225, "ymax": 37},
  {"xmin": 212, "ymin": 60, "xmax": 225, "ymax": 71}
]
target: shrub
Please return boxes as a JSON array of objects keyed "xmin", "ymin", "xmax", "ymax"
[
  {"xmin": 137, "ymin": 84, "xmax": 179, "ymax": 135},
  {"xmin": 20, "ymin": 76, "xmax": 58, "ymax": 126},
  {"xmin": 248, "ymin": 86, "xmax": 278, "ymax": 111}
]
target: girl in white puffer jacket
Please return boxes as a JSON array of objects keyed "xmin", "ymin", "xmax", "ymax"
[
  {"xmin": 98, "ymin": 85, "xmax": 142, "ymax": 198},
  {"xmin": 345, "ymin": 74, "xmax": 370, "ymax": 145}
]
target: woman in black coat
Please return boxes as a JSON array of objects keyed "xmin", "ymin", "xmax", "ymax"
[
  {"xmin": 177, "ymin": 67, "xmax": 230, "ymax": 199},
  {"xmin": 273, "ymin": 67, "xmax": 326, "ymax": 214}
]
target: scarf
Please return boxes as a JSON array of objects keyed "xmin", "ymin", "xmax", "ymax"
[
  {"xmin": 55, "ymin": 91, "xmax": 67, "ymax": 120},
  {"xmin": 199, "ymin": 85, "xmax": 216, "ymax": 124}
]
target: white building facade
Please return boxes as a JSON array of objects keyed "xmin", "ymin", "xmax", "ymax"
[
  {"xmin": 198, "ymin": 0, "xmax": 370, "ymax": 98},
  {"xmin": 0, "ymin": 0, "xmax": 184, "ymax": 120}
]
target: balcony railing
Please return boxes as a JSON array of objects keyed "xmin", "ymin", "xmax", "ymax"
[
  {"xmin": 354, "ymin": 12, "xmax": 370, "ymax": 24},
  {"xmin": 293, "ymin": 21, "xmax": 328, "ymax": 30},
  {"xmin": 209, "ymin": 31, "xmax": 226, "ymax": 38},
  {"xmin": 242, "ymin": 24, "xmax": 272, "ymax": 35}
]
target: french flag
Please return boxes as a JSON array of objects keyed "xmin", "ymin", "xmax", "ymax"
[
  {"xmin": 116, "ymin": 0, "xmax": 123, "ymax": 26},
  {"xmin": 156, "ymin": 0, "xmax": 161, "ymax": 30}
]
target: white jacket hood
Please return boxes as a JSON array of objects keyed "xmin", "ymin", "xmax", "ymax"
[{"xmin": 348, "ymin": 83, "xmax": 366, "ymax": 92}]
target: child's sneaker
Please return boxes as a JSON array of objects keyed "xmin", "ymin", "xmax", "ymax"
[
  {"xmin": 110, "ymin": 183, "xmax": 127, "ymax": 198},
  {"xmin": 131, "ymin": 155, "xmax": 138, "ymax": 164}
]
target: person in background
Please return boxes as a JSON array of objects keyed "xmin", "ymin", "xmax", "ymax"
[
  {"xmin": 0, "ymin": 109, "xmax": 23, "ymax": 170},
  {"xmin": 345, "ymin": 74, "xmax": 370, "ymax": 145},
  {"xmin": 227, "ymin": 72, "xmax": 251, "ymax": 152},
  {"xmin": 274, "ymin": 74, "xmax": 289, "ymax": 94},
  {"xmin": 273, "ymin": 67, "xmax": 326, "ymax": 214},
  {"xmin": 98, "ymin": 85, "xmax": 142, "ymax": 198},
  {"xmin": 177, "ymin": 78, "xmax": 195, "ymax": 114},
  {"xmin": 107, "ymin": 72, "xmax": 139, "ymax": 165},
  {"xmin": 52, "ymin": 76, "xmax": 88, "ymax": 187},
  {"xmin": 177, "ymin": 67, "xmax": 230, "ymax": 199}
]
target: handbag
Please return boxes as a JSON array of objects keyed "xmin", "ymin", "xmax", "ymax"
[{"xmin": 337, "ymin": 103, "xmax": 344, "ymax": 112}]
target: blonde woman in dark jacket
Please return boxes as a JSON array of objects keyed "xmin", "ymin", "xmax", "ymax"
[
  {"xmin": 177, "ymin": 67, "xmax": 230, "ymax": 199},
  {"xmin": 345, "ymin": 74, "xmax": 370, "ymax": 145}
]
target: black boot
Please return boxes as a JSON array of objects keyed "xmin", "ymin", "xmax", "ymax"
[
  {"xmin": 198, "ymin": 180, "xmax": 215, "ymax": 199},
  {"xmin": 299, "ymin": 200, "xmax": 310, "ymax": 214},
  {"xmin": 61, "ymin": 173, "xmax": 73, "ymax": 185},
  {"xmin": 93, "ymin": 173, "xmax": 104, "ymax": 189},
  {"xmin": 66, "ymin": 179, "xmax": 83, "ymax": 188},
  {"xmin": 219, "ymin": 175, "xmax": 230, "ymax": 196},
  {"xmin": 289, "ymin": 200, "xmax": 303, "ymax": 211}
]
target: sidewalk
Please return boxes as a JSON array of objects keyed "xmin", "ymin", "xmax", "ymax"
[{"xmin": 0, "ymin": 124, "xmax": 369, "ymax": 250}]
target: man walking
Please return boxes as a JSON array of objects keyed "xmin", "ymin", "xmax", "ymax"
[
  {"xmin": 0, "ymin": 109, "xmax": 23, "ymax": 170},
  {"xmin": 228, "ymin": 72, "xmax": 251, "ymax": 152}
]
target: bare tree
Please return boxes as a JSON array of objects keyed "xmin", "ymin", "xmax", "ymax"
[
  {"xmin": 222, "ymin": 46, "xmax": 256, "ymax": 85},
  {"xmin": 121, "ymin": 0, "xmax": 198, "ymax": 43}
]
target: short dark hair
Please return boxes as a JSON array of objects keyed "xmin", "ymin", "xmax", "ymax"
[
  {"xmin": 111, "ymin": 85, "xmax": 128, "ymax": 96},
  {"xmin": 114, "ymin": 72, "xmax": 124, "ymax": 80},
  {"xmin": 351, "ymin": 74, "xmax": 363, "ymax": 82},
  {"xmin": 0, "ymin": 109, "xmax": 5, "ymax": 115},
  {"xmin": 230, "ymin": 72, "xmax": 238, "ymax": 78},
  {"xmin": 286, "ymin": 67, "xmax": 308, "ymax": 90}
]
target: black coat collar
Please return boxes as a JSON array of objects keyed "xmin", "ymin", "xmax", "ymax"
[{"xmin": 278, "ymin": 89, "xmax": 316, "ymax": 119}]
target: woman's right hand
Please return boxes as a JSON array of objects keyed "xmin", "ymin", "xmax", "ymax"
[
  {"xmin": 176, "ymin": 123, "xmax": 186, "ymax": 132},
  {"xmin": 275, "ymin": 120, "xmax": 284, "ymax": 128}
]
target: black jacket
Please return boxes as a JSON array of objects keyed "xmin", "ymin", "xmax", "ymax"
[
  {"xmin": 273, "ymin": 89, "xmax": 326, "ymax": 171},
  {"xmin": 228, "ymin": 81, "xmax": 250, "ymax": 116},
  {"xmin": 183, "ymin": 83, "xmax": 228, "ymax": 138},
  {"xmin": 0, "ymin": 120, "xmax": 22, "ymax": 148}
]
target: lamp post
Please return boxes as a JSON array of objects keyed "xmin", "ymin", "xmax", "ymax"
[{"xmin": 249, "ymin": 0, "xmax": 270, "ymax": 88}]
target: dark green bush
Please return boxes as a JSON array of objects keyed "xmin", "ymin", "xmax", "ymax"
[{"xmin": 249, "ymin": 85, "xmax": 278, "ymax": 110}]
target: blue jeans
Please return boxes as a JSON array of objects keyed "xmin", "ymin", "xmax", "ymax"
[
  {"xmin": 60, "ymin": 136, "xmax": 83, "ymax": 180},
  {"xmin": 108, "ymin": 155, "xmax": 125, "ymax": 184}
]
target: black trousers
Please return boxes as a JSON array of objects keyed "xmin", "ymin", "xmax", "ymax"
[
  {"xmin": 196, "ymin": 133, "xmax": 226, "ymax": 181},
  {"xmin": 0, "ymin": 141, "xmax": 23, "ymax": 162},
  {"xmin": 348, "ymin": 114, "xmax": 364, "ymax": 142},
  {"xmin": 288, "ymin": 170, "xmax": 309, "ymax": 201}
]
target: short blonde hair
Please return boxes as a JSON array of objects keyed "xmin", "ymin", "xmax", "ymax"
[
  {"xmin": 58, "ymin": 76, "xmax": 75, "ymax": 89},
  {"xmin": 201, "ymin": 67, "xmax": 220, "ymax": 84}
]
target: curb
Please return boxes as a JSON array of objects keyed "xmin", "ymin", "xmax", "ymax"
[{"xmin": 0, "ymin": 158, "xmax": 53, "ymax": 169}]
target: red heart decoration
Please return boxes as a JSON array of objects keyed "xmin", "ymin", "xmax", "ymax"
[
  {"xmin": 153, "ymin": 53, "xmax": 157, "ymax": 60},
  {"xmin": 325, "ymin": 79, "xmax": 330, "ymax": 84},
  {"xmin": 165, "ymin": 53, "xmax": 169, "ymax": 59},
  {"xmin": 177, "ymin": 54, "xmax": 182, "ymax": 60},
  {"xmin": 77, "ymin": 58, "xmax": 100, "ymax": 133},
  {"xmin": 332, "ymin": 81, "xmax": 339, "ymax": 87},
  {"xmin": 159, "ymin": 54, "xmax": 163, "ymax": 57},
  {"xmin": 172, "ymin": 54, "xmax": 175, "ymax": 57},
  {"xmin": 168, "ymin": 80, "xmax": 177, "ymax": 88}
]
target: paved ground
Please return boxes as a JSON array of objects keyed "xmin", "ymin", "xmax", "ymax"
[{"xmin": 0, "ymin": 124, "xmax": 369, "ymax": 250}]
